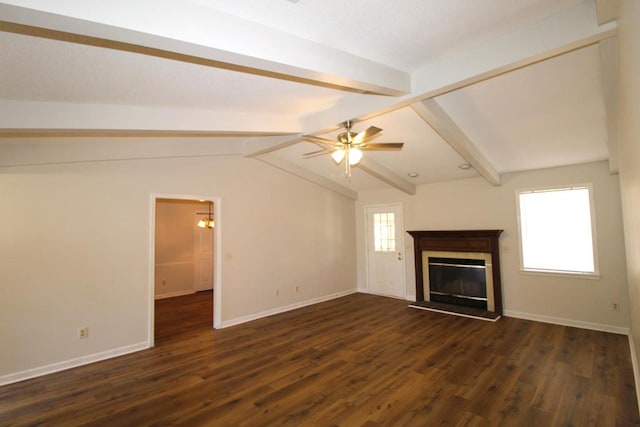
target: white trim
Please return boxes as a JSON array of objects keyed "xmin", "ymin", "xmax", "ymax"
[
  {"xmin": 0, "ymin": 342, "xmax": 149, "ymax": 387},
  {"xmin": 155, "ymin": 289, "xmax": 195, "ymax": 300},
  {"xmin": 409, "ymin": 304, "xmax": 500, "ymax": 322},
  {"xmin": 518, "ymin": 269, "xmax": 601, "ymax": 280},
  {"xmin": 148, "ymin": 195, "xmax": 157, "ymax": 347},
  {"xmin": 504, "ymin": 309, "xmax": 629, "ymax": 335},
  {"xmin": 406, "ymin": 294, "xmax": 416, "ymax": 301},
  {"xmin": 150, "ymin": 193, "xmax": 223, "ymax": 343},
  {"xmin": 628, "ymin": 334, "xmax": 640, "ymax": 414},
  {"xmin": 359, "ymin": 286, "xmax": 409, "ymax": 301},
  {"xmin": 220, "ymin": 289, "xmax": 357, "ymax": 328}
]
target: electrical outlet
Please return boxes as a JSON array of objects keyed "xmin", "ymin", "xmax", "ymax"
[
  {"xmin": 78, "ymin": 327, "xmax": 89, "ymax": 339},
  {"xmin": 612, "ymin": 303, "xmax": 620, "ymax": 312},
  {"xmin": 295, "ymin": 286, "xmax": 299, "ymax": 293},
  {"xmin": 276, "ymin": 289, "xmax": 280, "ymax": 296},
  {"xmin": 162, "ymin": 279, "xmax": 167, "ymax": 286}
]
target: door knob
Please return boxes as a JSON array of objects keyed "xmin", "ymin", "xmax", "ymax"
[{"xmin": 397, "ymin": 253, "xmax": 403, "ymax": 260}]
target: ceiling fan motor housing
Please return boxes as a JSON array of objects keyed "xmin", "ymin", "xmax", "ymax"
[{"xmin": 338, "ymin": 131, "xmax": 358, "ymax": 144}]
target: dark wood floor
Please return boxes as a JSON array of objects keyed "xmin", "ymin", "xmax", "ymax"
[{"xmin": 1, "ymin": 292, "xmax": 639, "ymax": 426}]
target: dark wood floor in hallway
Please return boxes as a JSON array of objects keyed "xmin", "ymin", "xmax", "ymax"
[{"xmin": 1, "ymin": 292, "xmax": 639, "ymax": 426}]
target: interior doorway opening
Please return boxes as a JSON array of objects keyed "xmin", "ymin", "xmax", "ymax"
[{"xmin": 149, "ymin": 194, "xmax": 222, "ymax": 347}]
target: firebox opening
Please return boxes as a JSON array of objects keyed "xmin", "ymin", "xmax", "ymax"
[
  {"xmin": 428, "ymin": 257, "xmax": 487, "ymax": 310},
  {"xmin": 422, "ymin": 250, "xmax": 495, "ymax": 313}
]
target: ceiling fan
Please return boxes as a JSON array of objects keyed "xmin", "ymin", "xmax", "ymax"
[{"xmin": 303, "ymin": 121, "xmax": 404, "ymax": 177}]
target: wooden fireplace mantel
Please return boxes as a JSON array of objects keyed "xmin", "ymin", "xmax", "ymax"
[{"xmin": 407, "ymin": 230, "xmax": 503, "ymax": 314}]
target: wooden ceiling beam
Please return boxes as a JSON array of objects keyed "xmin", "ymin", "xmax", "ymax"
[
  {"xmin": 303, "ymin": 1, "xmax": 618, "ymax": 135},
  {"xmin": 599, "ymin": 37, "xmax": 620, "ymax": 174},
  {"xmin": 411, "ymin": 99, "xmax": 501, "ymax": 186},
  {"xmin": 0, "ymin": 1, "xmax": 410, "ymax": 96},
  {"xmin": 255, "ymin": 154, "xmax": 358, "ymax": 200},
  {"xmin": 243, "ymin": 135, "xmax": 306, "ymax": 158},
  {"xmin": 357, "ymin": 157, "xmax": 416, "ymax": 195},
  {"xmin": 596, "ymin": 0, "xmax": 618, "ymax": 24},
  {"xmin": 0, "ymin": 100, "xmax": 298, "ymax": 135}
]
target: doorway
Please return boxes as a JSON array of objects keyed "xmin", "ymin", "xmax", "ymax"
[
  {"xmin": 194, "ymin": 210, "xmax": 214, "ymax": 292},
  {"xmin": 149, "ymin": 194, "xmax": 222, "ymax": 347},
  {"xmin": 364, "ymin": 204, "xmax": 406, "ymax": 299}
]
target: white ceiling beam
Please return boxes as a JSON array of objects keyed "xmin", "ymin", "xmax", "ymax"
[
  {"xmin": 0, "ymin": 100, "xmax": 300, "ymax": 135},
  {"xmin": 255, "ymin": 154, "xmax": 357, "ymax": 200},
  {"xmin": 357, "ymin": 158, "xmax": 416, "ymax": 195},
  {"xmin": 245, "ymin": 132, "xmax": 416, "ymax": 195},
  {"xmin": 0, "ymin": 138, "xmax": 245, "ymax": 167},
  {"xmin": 599, "ymin": 37, "xmax": 619, "ymax": 173},
  {"xmin": 0, "ymin": 1, "xmax": 409, "ymax": 96},
  {"xmin": 596, "ymin": 0, "xmax": 618, "ymax": 24},
  {"xmin": 411, "ymin": 100, "xmax": 501, "ymax": 186},
  {"xmin": 243, "ymin": 135, "xmax": 306, "ymax": 158},
  {"xmin": 302, "ymin": 1, "xmax": 617, "ymax": 134}
]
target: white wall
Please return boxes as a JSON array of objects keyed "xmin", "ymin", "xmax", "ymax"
[
  {"xmin": 0, "ymin": 154, "xmax": 356, "ymax": 381},
  {"xmin": 617, "ymin": 0, "xmax": 640, "ymax": 401},
  {"xmin": 356, "ymin": 161, "xmax": 629, "ymax": 331}
]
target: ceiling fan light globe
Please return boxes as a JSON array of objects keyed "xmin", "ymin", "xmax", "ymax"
[
  {"xmin": 331, "ymin": 149, "xmax": 346, "ymax": 164},
  {"xmin": 348, "ymin": 148, "xmax": 363, "ymax": 165},
  {"xmin": 197, "ymin": 219, "xmax": 207, "ymax": 228}
]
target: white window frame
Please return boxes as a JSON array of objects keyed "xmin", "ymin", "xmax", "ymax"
[{"xmin": 515, "ymin": 183, "xmax": 600, "ymax": 278}]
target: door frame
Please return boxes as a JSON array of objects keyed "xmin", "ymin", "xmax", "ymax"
[
  {"xmin": 363, "ymin": 203, "xmax": 407, "ymax": 299},
  {"xmin": 149, "ymin": 193, "xmax": 222, "ymax": 347}
]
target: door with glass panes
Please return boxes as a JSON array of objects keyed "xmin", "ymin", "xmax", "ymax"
[{"xmin": 365, "ymin": 204, "xmax": 406, "ymax": 298}]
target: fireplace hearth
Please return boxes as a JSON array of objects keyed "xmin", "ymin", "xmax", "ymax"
[{"xmin": 407, "ymin": 230, "xmax": 503, "ymax": 321}]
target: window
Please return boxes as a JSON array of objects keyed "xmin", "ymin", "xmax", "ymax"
[
  {"xmin": 373, "ymin": 212, "xmax": 396, "ymax": 252},
  {"xmin": 516, "ymin": 185, "xmax": 598, "ymax": 276}
]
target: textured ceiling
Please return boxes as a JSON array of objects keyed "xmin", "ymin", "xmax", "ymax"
[
  {"xmin": 196, "ymin": 0, "xmax": 585, "ymax": 71},
  {"xmin": 0, "ymin": 0, "xmax": 616, "ymax": 194}
]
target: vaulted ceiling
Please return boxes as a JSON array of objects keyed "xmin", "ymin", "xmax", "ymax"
[{"xmin": 0, "ymin": 0, "xmax": 619, "ymax": 199}]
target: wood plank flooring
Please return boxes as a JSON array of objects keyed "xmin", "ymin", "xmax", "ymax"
[{"xmin": 1, "ymin": 292, "xmax": 639, "ymax": 426}]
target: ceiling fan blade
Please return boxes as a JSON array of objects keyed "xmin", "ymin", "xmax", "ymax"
[
  {"xmin": 304, "ymin": 137, "xmax": 339, "ymax": 150},
  {"xmin": 352, "ymin": 126, "xmax": 382, "ymax": 144},
  {"xmin": 362, "ymin": 142, "xmax": 404, "ymax": 151},
  {"xmin": 304, "ymin": 135, "xmax": 334, "ymax": 143}
]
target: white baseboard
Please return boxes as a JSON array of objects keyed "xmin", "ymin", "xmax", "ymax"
[
  {"xmin": 155, "ymin": 289, "xmax": 195, "ymax": 300},
  {"xmin": 504, "ymin": 309, "xmax": 630, "ymax": 335},
  {"xmin": 357, "ymin": 287, "xmax": 413, "ymax": 301},
  {"xmin": 0, "ymin": 341, "xmax": 150, "ymax": 387},
  {"xmin": 628, "ymin": 334, "xmax": 640, "ymax": 414},
  {"xmin": 221, "ymin": 289, "xmax": 358, "ymax": 328}
]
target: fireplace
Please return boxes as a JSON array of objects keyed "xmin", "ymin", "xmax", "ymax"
[{"xmin": 407, "ymin": 230, "xmax": 503, "ymax": 320}]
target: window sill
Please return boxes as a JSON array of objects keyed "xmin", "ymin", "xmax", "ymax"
[{"xmin": 519, "ymin": 269, "xmax": 601, "ymax": 280}]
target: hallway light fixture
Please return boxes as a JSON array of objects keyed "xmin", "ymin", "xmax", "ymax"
[{"xmin": 197, "ymin": 201, "xmax": 215, "ymax": 229}]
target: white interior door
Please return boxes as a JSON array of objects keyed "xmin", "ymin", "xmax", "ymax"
[
  {"xmin": 194, "ymin": 212, "xmax": 214, "ymax": 292},
  {"xmin": 365, "ymin": 204, "xmax": 406, "ymax": 298}
]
